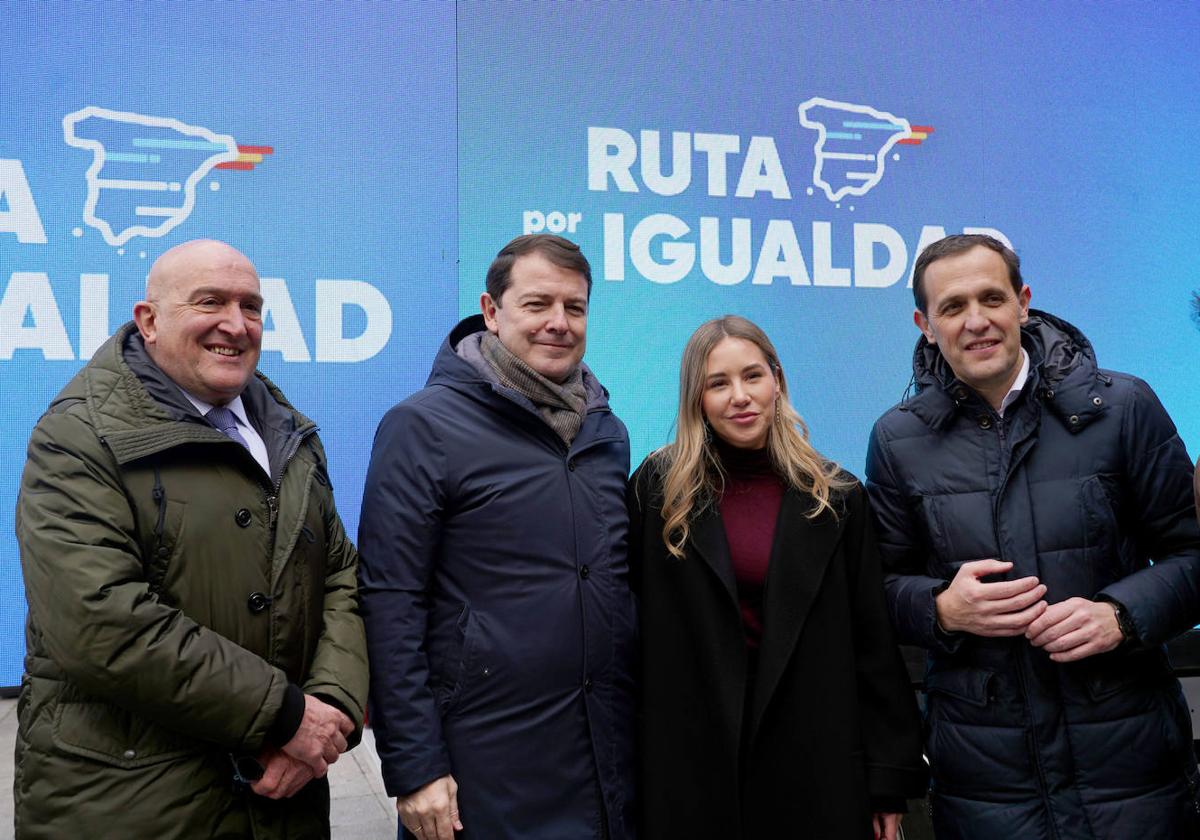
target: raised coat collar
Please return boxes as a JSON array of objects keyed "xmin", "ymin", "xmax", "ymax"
[
  {"xmin": 49, "ymin": 322, "xmax": 313, "ymax": 469},
  {"xmin": 903, "ymin": 308, "xmax": 1110, "ymax": 434}
]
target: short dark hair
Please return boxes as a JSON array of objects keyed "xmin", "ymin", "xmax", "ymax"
[
  {"xmin": 913, "ymin": 234, "xmax": 1023, "ymax": 313},
  {"xmin": 485, "ymin": 234, "xmax": 592, "ymax": 304}
]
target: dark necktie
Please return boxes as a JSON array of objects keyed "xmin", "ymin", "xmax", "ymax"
[{"xmin": 206, "ymin": 405, "xmax": 251, "ymax": 452}]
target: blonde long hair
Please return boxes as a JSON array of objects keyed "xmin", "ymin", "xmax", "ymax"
[{"xmin": 654, "ymin": 315, "xmax": 851, "ymax": 560}]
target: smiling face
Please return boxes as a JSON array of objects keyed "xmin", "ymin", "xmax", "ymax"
[
  {"xmin": 914, "ymin": 245, "xmax": 1031, "ymax": 409},
  {"xmin": 701, "ymin": 336, "xmax": 780, "ymax": 450},
  {"xmin": 133, "ymin": 240, "xmax": 263, "ymax": 406},
  {"xmin": 480, "ymin": 250, "xmax": 588, "ymax": 382}
]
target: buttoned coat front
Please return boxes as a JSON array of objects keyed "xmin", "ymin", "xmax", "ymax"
[
  {"xmin": 629, "ymin": 458, "xmax": 927, "ymax": 839},
  {"xmin": 358, "ymin": 315, "xmax": 637, "ymax": 839}
]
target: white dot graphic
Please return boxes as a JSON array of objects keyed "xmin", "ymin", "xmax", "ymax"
[
  {"xmin": 117, "ymin": 248, "xmax": 125, "ymax": 256},
  {"xmin": 210, "ymin": 181, "xmax": 221, "ymax": 192},
  {"xmin": 72, "ymin": 227, "xmax": 83, "ymax": 238},
  {"xmin": 139, "ymin": 251, "xmax": 147, "ymax": 259},
  {"xmin": 806, "ymin": 187, "xmax": 814, "ymax": 196},
  {"xmin": 892, "ymin": 153, "xmax": 900, "ymax": 161}
]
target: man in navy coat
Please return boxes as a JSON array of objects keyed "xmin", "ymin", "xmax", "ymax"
[
  {"xmin": 358, "ymin": 234, "xmax": 635, "ymax": 840},
  {"xmin": 866, "ymin": 234, "xmax": 1200, "ymax": 839}
]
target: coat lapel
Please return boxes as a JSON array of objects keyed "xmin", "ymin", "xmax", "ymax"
[
  {"xmin": 747, "ymin": 489, "xmax": 844, "ymax": 743},
  {"xmin": 689, "ymin": 506, "xmax": 739, "ymax": 609}
]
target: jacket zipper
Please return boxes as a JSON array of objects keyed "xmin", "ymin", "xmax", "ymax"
[
  {"xmin": 266, "ymin": 494, "xmax": 279, "ymax": 532},
  {"xmin": 1011, "ymin": 652, "xmax": 1059, "ymax": 839},
  {"xmin": 990, "ymin": 416, "xmax": 1059, "ymax": 840},
  {"xmin": 264, "ymin": 426, "xmax": 316, "ymax": 555}
]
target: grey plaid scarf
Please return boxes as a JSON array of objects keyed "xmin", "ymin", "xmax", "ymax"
[{"xmin": 479, "ymin": 332, "xmax": 587, "ymax": 445}]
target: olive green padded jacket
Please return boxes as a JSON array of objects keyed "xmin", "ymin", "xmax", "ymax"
[{"xmin": 14, "ymin": 322, "xmax": 368, "ymax": 839}]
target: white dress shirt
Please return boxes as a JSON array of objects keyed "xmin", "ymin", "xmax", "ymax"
[
  {"xmin": 183, "ymin": 392, "xmax": 272, "ymax": 477},
  {"xmin": 996, "ymin": 349, "xmax": 1030, "ymax": 418}
]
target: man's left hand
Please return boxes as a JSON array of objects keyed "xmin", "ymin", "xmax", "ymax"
[
  {"xmin": 251, "ymin": 747, "xmax": 315, "ymax": 799},
  {"xmin": 1025, "ymin": 597, "xmax": 1125, "ymax": 662}
]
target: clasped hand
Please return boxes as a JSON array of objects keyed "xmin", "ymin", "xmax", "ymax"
[
  {"xmin": 936, "ymin": 559, "xmax": 1123, "ymax": 662},
  {"xmin": 252, "ymin": 694, "xmax": 354, "ymax": 799},
  {"xmin": 935, "ymin": 559, "xmax": 1047, "ymax": 636}
]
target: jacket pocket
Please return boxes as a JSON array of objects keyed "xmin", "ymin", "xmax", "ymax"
[
  {"xmin": 1080, "ymin": 473, "xmax": 1123, "ymax": 586},
  {"xmin": 923, "ymin": 667, "xmax": 1016, "ymax": 798},
  {"xmin": 428, "ymin": 603, "xmax": 479, "ymax": 715},
  {"xmin": 51, "ymin": 699, "xmax": 201, "ymax": 769},
  {"xmin": 924, "ymin": 667, "xmax": 996, "ymax": 708},
  {"xmin": 1082, "ymin": 649, "xmax": 1169, "ymax": 703},
  {"xmin": 918, "ymin": 492, "xmax": 996, "ymax": 574},
  {"xmin": 142, "ymin": 498, "xmax": 188, "ymax": 598}
]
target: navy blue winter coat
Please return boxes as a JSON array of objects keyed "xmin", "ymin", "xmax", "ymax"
[
  {"xmin": 866, "ymin": 310, "xmax": 1200, "ymax": 839},
  {"xmin": 358, "ymin": 316, "xmax": 636, "ymax": 839}
]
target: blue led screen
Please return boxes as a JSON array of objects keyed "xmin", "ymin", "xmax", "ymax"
[{"xmin": 2, "ymin": 2, "xmax": 1197, "ymax": 688}]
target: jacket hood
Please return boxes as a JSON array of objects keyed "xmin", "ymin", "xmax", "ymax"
[
  {"xmin": 912, "ymin": 308, "xmax": 1097, "ymax": 393},
  {"xmin": 907, "ymin": 308, "xmax": 1109, "ymax": 433},
  {"xmin": 50, "ymin": 321, "xmax": 312, "ymax": 466},
  {"xmin": 427, "ymin": 315, "xmax": 612, "ymax": 414}
]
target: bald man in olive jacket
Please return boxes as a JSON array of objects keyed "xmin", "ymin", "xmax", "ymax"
[{"xmin": 14, "ymin": 241, "xmax": 368, "ymax": 839}]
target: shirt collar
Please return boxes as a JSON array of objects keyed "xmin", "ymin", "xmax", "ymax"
[
  {"xmin": 997, "ymin": 349, "xmax": 1030, "ymax": 418},
  {"xmin": 183, "ymin": 391, "xmax": 251, "ymax": 429}
]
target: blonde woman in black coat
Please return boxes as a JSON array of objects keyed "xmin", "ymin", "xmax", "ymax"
[{"xmin": 629, "ymin": 315, "xmax": 927, "ymax": 839}]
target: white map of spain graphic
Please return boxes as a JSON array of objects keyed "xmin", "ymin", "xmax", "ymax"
[
  {"xmin": 798, "ymin": 97, "xmax": 912, "ymax": 202},
  {"xmin": 63, "ymin": 106, "xmax": 239, "ymax": 247}
]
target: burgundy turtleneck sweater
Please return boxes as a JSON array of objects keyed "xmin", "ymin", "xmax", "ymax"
[{"xmin": 714, "ymin": 438, "xmax": 785, "ymax": 650}]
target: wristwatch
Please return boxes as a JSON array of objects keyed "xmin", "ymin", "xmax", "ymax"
[
  {"xmin": 1109, "ymin": 599, "xmax": 1136, "ymax": 642},
  {"xmin": 230, "ymin": 753, "xmax": 265, "ymax": 786}
]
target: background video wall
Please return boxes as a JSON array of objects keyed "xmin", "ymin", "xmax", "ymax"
[{"xmin": 2, "ymin": 1, "xmax": 1198, "ymax": 688}]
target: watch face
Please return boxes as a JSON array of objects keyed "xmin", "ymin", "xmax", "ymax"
[{"xmin": 232, "ymin": 755, "xmax": 265, "ymax": 783}]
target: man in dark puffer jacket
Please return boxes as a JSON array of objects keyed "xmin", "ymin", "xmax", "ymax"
[{"xmin": 867, "ymin": 234, "xmax": 1200, "ymax": 839}]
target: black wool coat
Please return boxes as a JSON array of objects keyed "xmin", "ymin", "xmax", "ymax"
[{"xmin": 629, "ymin": 459, "xmax": 927, "ymax": 839}]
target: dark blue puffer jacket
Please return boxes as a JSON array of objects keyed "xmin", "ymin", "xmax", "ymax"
[
  {"xmin": 358, "ymin": 315, "xmax": 636, "ymax": 840},
  {"xmin": 866, "ymin": 310, "xmax": 1200, "ymax": 840}
]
